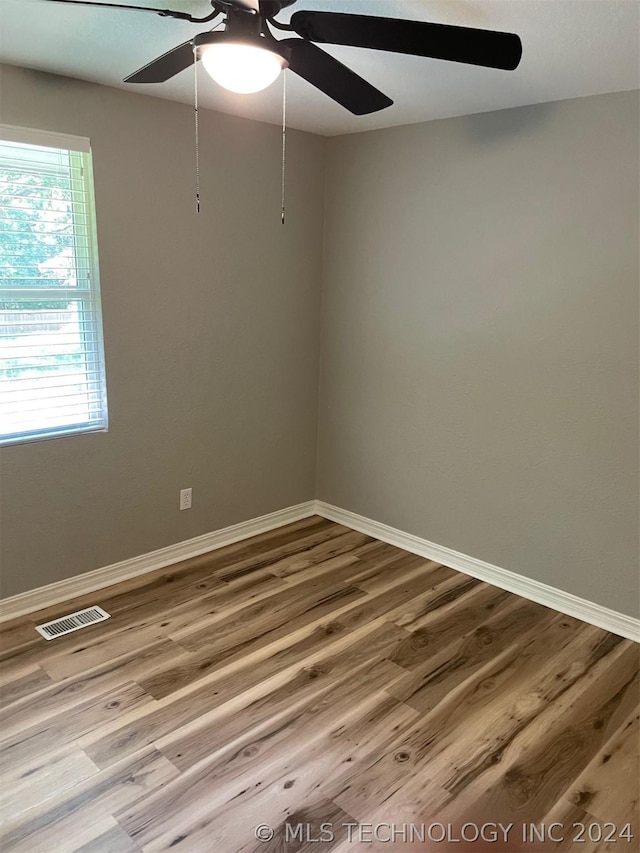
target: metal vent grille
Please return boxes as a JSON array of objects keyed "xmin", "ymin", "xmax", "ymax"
[{"xmin": 35, "ymin": 606, "xmax": 111, "ymax": 640}]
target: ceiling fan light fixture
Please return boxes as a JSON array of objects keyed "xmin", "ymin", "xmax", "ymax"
[{"xmin": 201, "ymin": 42, "xmax": 287, "ymax": 94}]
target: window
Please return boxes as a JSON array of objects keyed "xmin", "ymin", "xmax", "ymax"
[{"xmin": 0, "ymin": 125, "xmax": 108, "ymax": 446}]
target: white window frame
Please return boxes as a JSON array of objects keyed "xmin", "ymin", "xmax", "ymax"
[{"xmin": 0, "ymin": 124, "xmax": 108, "ymax": 447}]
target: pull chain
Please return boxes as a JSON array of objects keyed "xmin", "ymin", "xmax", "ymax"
[
  {"xmin": 193, "ymin": 41, "xmax": 201, "ymax": 214},
  {"xmin": 281, "ymin": 72, "xmax": 286, "ymax": 225}
]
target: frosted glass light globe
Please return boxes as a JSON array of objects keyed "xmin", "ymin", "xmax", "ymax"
[{"xmin": 201, "ymin": 43, "xmax": 286, "ymax": 94}]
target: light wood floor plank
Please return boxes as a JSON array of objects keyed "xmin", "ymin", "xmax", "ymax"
[
  {"xmin": 157, "ymin": 621, "xmax": 411, "ymax": 772},
  {"xmin": 0, "ymin": 664, "xmax": 53, "ymax": 706},
  {"xmin": 0, "ymin": 680, "xmax": 154, "ymax": 775},
  {"xmin": 0, "ymin": 744, "xmax": 99, "ymax": 824},
  {"xmin": 1, "ymin": 747, "xmax": 178, "ymax": 852},
  {"xmin": 560, "ymin": 707, "xmax": 639, "ymax": 825}
]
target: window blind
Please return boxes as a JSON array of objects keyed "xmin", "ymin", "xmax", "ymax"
[{"xmin": 0, "ymin": 125, "xmax": 108, "ymax": 445}]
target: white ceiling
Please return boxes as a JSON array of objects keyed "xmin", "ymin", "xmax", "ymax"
[{"xmin": 1, "ymin": 0, "xmax": 638, "ymax": 135}]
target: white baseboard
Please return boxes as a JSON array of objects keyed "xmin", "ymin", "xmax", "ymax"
[
  {"xmin": 314, "ymin": 501, "xmax": 640, "ymax": 643},
  {"xmin": 0, "ymin": 501, "xmax": 316, "ymax": 623},
  {"xmin": 4, "ymin": 497, "xmax": 637, "ymax": 643}
]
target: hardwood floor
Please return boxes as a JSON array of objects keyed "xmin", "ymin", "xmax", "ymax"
[{"xmin": 0, "ymin": 516, "xmax": 638, "ymax": 852}]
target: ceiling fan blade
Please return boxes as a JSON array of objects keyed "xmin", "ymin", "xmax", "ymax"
[
  {"xmin": 41, "ymin": 0, "xmax": 196, "ymax": 21},
  {"xmin": 124, "ymin": 40, "xmax": 195, "ymax": 83},
  {"xmin": 290, "ymin": 11, "xmax": 523, "ymax": 71},
  {"xmin": 278, "ymin": 38, "xmax": 392, "ymax": 115}
]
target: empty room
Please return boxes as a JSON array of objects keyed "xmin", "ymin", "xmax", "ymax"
[{"xmin": 0, "ymin": 1, "xmax": 638, "ymax": 851}]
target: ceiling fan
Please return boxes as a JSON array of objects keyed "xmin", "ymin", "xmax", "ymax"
[{"xmin": 43, "ymin": 0, "xmax": 523, "ymax": 114}]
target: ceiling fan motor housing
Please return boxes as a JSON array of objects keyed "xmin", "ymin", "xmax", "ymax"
[
  {"xmin": 194, "ymin": 28, "xmax": 292, "ymax": 67},
  {"xmin": 215, "ymin": 0, "xmax": 296, "ymax": 14},
  {"xmin": 224, "ymin": 6, "xmax": 262, "ymax": 37},
  {"xmin": 258, "ymin": 0, "xmax": 296, "ymax": 14}
]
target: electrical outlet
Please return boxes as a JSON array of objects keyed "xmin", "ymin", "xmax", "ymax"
[{"xmin": 179, "ymin": 488, "xmax": 192, "ymax": 511}]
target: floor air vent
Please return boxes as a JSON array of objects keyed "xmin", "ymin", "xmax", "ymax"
[{"xmin": 35, "ymin": 606, "xmax": 111, "ymax": 640}]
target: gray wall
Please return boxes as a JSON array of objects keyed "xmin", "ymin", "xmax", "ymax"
[
  {"xmin": 1, "ymin": 70, "xmax": 637, "ymax": 618},
  {"xmin": 318, "ymin": 91, "xmax": 639, "ymax": 617},
  {"xmin": 0, "ymin": 64, "xmax": 325, "ymax": 597}
]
